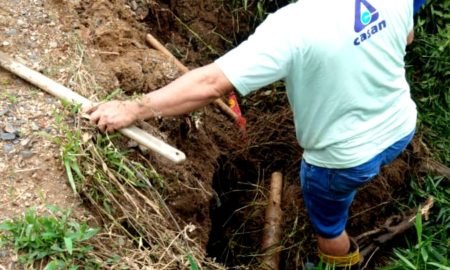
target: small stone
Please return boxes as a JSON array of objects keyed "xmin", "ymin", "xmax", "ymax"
[
  {"xmin": 17, "ymin": 19, "xmax": 26, "ymax": 26},
  {"xmin": 0, "ymin": 248, "xmax": 9, "ymax": 258},
  {"xmin": 138, "ymin": 144, "xmax": 149, "ymax": 154},
  {"xmin": 31, "ymin": 122, "xmax": 40, "ymax": 131},
  {"xmin": 1, "ymin": 132, "xmax": 16, "ymax": 141},
  {"xmin": 4, "ymin": 123, "xmax": 19, "ymax": 134},
  {"xmin": 127, "ymin": 140, "xmax": 138, "ymax": 148},
  {"xmin": 49, "ymin": 41, "xmax": 58, "ymax": 48},
  {"xmin": 0, "ymin": 108, "xmax": 9, "ymax": 116},
  {"xmin": 20, "ymin": 137, "xmax": 33, "ymax": 147},
  {"xmin": 130, "ymin": 0, "xmax": 138, "ymax": 10},
  {"xmin": 20, "ymin": 150, "xmax": 34, "ymax": 158},
  {"xmin": 2, "ymin": 41, "xmax": 10, "ymax": 46},
  {"xmin": 3, "ymin": 143, "xmax": 14, "ymax": 153},
  {"xmin": 5, "ymin": 28, "xmax": 17, "ymax": 36}
]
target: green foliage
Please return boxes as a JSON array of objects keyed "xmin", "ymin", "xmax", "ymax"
[
  {"xmin": 382, "ymin": 176, "xmax": 450, "ymax": 270},
  {"xmin": 48, "ymin": 103, "xmax": 86, "ymax": 194},
  {"xmin": 406, "ymin": 0, "xmax": 450, "ymax": 165},
  {"xmin": 225, "ymin": 0, "xmax": 295, "ymax": 33},
  {"xmin": 187, "ymin": 254, "xmax": 200, "ymax": 270},
  {"xmin": 0, "ymin": 206, "xmax": 100, "ymax": 269},
  {"xmin": 1, "ymin": 92, "xmax": 19, "ymax": 104},
  {"xmin": 384, "ymin": 1, "xmax": 450, "ymax": 268}
]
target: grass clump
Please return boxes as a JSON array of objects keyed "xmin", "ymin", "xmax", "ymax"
[
  {"xmin": 0, "ymin": 206, "xmax": 100, "ymax": 269},
  {"xmin": 382, "ymin": 1, "xmax": 450, "ymax": 268},
  {"xmin": 407, "ymin": 0, "xmax": 450, "ymax": 165},
  {"xmin": 226, "ymin": 0, "xmax": 294, "ymax": 28},
  {"xmin": 382, "ymin": 176, "xmax": 450, "ymax": 270}
]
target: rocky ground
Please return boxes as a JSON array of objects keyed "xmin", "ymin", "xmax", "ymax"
[{"xmin": 0, "ymin": 0, "xmax": 92, "ymax": 268}]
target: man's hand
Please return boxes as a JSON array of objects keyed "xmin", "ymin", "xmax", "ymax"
[{"xmin": 85, "ymin": 100, "xmax": 140, "ymax": 133}]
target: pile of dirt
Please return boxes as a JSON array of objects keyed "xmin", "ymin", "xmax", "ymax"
[{"xmin": 51, "ymin": 0, "xmax": 244, "ymax": 253}]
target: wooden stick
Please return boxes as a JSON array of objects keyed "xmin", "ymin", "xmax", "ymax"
[
  {"xmin": 261, "ymin": 172, "xmax": 283, "ymax": 270},
  {"xmin": 145, "ymin": 34, "xmax": 239, "ymax": 122},
  {"xmin": 0, "ymin": 51, "xmax": 186, "ymax": 164}
]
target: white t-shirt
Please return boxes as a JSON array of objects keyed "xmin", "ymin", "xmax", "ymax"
[{"xmin": 215, "ymin": 0, "xmax": 417, "ymax": 168}]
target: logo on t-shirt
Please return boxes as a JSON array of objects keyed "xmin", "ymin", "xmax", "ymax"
[
  {"xmin": 353, "ymin": 0, "xmax": 387, "ymax": 46},
  {"xmin": 354, "ymin": 0, "xmax": 379, "ymax": 33}
]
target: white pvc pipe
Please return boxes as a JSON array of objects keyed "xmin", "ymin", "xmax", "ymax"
[{"xmin": 0, "ymin": 51, "xmax": 186, "ymax": 163}]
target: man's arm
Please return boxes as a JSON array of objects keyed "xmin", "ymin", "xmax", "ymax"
[
  {"xmin": 87, "ymin": 63, "xmax": 234, "ymax": 132},
  {"xmin": 407, "ymin": 30, "xmax": 414, "ymax": 45}
]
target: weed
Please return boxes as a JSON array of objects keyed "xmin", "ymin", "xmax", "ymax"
[
  {"xmin": 0, "ymin": 77, "xmax": 12, "ymax": 85},
  {"xmin": 102, "ymin": 87, "xmax": 124, "ymax": 102},
  {"xmin": 43, "ymin": 103, "xmax": 86, "ymax": 194},
  {"xmin": 2, "ymin": 92, "xmax": 19, "ymax": 104},
  {"xmin": 0, "ymin": 206, "xmax": 100, "ymax": 269},
  {"xmin": 382, "ymin": 176, "xmax": 450, "ymax": 270},
  {"xmin": 225, "ymin": 0, "xmax": 295, "ymax": 35},
  {"xmin": 406, "ymin": 0, "xmax": 450, "ymax": 165},
  {"xmin": 380, "ymin": 1, "xmax": 450, "ymax": 267}
]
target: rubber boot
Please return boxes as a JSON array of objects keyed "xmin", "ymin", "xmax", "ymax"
[{"xmin": 318, "ymin": 238, "xmax": 361, "ymax": 269}]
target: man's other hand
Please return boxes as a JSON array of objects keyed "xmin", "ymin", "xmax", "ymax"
[{"xmin": 85, "ymin": 100, "xmax": 139, "ymax": 133}]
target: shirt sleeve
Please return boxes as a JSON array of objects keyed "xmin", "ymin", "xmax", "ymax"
[
  {"xmin": 413, "ymin": 0, "xmax": 426, "ymax": 14},
  {"xmin": 215, "ymin": 7, "xmax": 295, "ymax": 96}
]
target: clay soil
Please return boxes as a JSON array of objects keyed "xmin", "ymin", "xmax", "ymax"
[{"xmin": 0, "ymin": 0, "xmax": 429, "ymax": 269}]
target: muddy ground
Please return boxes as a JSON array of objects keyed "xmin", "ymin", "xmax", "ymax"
[{"xmin": 0, "ymin": 0, "xmax": 428, "ymax": 269}]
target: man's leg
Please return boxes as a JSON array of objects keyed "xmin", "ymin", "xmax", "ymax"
[
  {"xmin": 317, "ymin": 231, "xmax": 350, "ymax": 256},
  {"xmin": 300, "ymin": 129, "xmax": 415, "ymax": 265},
  {"xmin": 300, "ymin": 159, "xmax": 377, "ymax": 267}
]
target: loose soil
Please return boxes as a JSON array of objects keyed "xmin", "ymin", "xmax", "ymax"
[{"xmin": 0, "ymin": 0, "xmax": 430, "ymax": 269}]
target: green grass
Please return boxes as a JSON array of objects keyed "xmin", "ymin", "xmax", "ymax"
[
  {"xmin": 406, "ymin": 0, "xmax": 450, "ymax": 165},
  {"xmin": 0, "ymin": 206, "xmax": 100, "ymax": 269},
  {"xmin": 381, "ymin": 176, "xmax": 450, "ymax": 270},
  {"xmin": 1, "ymin": 92, "xmax": 19, "ymax": 104},
  {"xmin": 226, "ymin": 0, "xmax": 295, "ymax": 28},
  {"xmin": 382, "ymin": 0, "xmax": 450, "ymax": 269}
]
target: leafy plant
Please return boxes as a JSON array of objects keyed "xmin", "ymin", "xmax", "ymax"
[
  {"xmin": 406, "ymin": 0, "xmax": 450, "ymax": 165},
  {"xmin": 381, "ymin": 0, "xmax": 450, "ymax": 269},
  {"xmin": 1, "ymin": 92, "xmax": 19, "ymax": 104},
  {"xmin": 0, "ymin": 206, "xmax": 100, "ymax": 269},
  {"xmin": 382, "ymin": 176, "xmax": 450, "ymax": 270},
  {"xmin": 41, "ymin": 102, "xmax": 86, "ymax": 194}
]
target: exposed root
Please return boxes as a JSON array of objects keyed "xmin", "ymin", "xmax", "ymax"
[{"xmin": 357, "ymin": 197, "xmax": 434, "ymax": 260}]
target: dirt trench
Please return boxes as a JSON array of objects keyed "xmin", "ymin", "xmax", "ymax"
[{"xmin": 12, "ymin": 0, "xmax": 427, "ymax": 269}]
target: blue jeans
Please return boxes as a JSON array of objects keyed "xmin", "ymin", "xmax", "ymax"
[{"xmin": 300, "ymin": 130, "xmax": 415, "ymax": 238}]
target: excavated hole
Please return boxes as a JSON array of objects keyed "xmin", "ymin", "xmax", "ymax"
[{"xmin": 206, "ymin": 156, "xmax": 262, "ymax": 267}]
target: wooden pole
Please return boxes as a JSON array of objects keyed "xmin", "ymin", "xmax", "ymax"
[
  {"xmin": 145, "ymin": 34, "xmax": 240, "ymax": 123},
  {"xmin": 261, "ymin": 172, "xmax": 284, "ymax": 270},
  {"xmin": 0, "ymin": 51, "xmax": 186, "ymax": 164}
]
